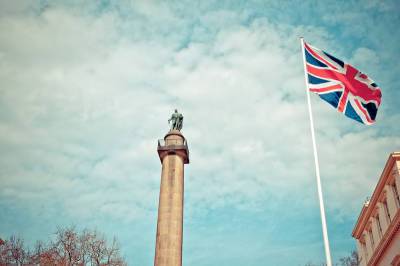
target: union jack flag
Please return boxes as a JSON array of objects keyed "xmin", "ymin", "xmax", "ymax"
[{"xmin": 303, "ymin": 41, "xmax": 382, "ymax": 125}]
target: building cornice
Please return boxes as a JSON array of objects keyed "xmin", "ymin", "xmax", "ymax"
[{"xmin": 352, "ymin": 152, "xmax": 400, "ymax": 238}]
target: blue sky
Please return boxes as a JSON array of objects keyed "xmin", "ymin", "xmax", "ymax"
[{"xmin": 0, "ymin": 0, "xmax": 400, "ymax": 265}]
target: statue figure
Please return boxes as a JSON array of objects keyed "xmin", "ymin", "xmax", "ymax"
[{"xmin": 168, "ymin": 109, "xmax": 183, "ymax": 131}]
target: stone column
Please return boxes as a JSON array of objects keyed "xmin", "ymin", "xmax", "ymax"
[
  {"xmin": 356, "ymin": 240, "xmax": 368, "ymax": 266},
  {"xmin": 377, "ymin": 202, "xmax": 389, "ymax": 232},
  {"xmin": 396, "ymin": 160, "xmax": 400, "ymax": 175},
  {"xmin": 371, "ymin": 217, "xmax": 381, "ymax": 244},
  {"xmin": 393, "ymin": 164, "xmax": 400, "ymax": 207},
  {"xmin": 364, "ymin": 231, "xmax": 373, "ymax": 259},
  {"xmin": 154, "ymin": 130, "xmax": 189, "ymax": 266},
  {"xmin": 394, "ymin": 170, "xmax": 400, "ymax": 200},
  {"xmin": 385, "ymin": 184, "xmax": 398, "ymax": 220}
]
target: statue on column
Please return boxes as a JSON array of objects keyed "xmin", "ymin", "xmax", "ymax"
[{"xmin": 168, "ymin": 109, "xmax": 183, "ymax": 131}]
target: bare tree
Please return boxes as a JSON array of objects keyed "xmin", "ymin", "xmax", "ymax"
[
  {"xmin": 9, "ymin": 235, "xmax": 27, "ymax": 265},
  {"xmin": 78, "ymin": 229, "xmax": 92, "ymax": 265},
  {"xmin": 53, "ymin": 227, "xmax": 127, "ymax": 266},
  {"xmin": 105, "ymin": 237, "xmax": 126, "ymax": 266},
  {"xmin": 88, "ymin": 230, "xmax": 107, "ymax": 266},
  {"xmin": 339, "ymin": 251, "xmax": 360, "ymax": 266},
  {"xmin": 55, "ymin": 226, "xmax": 81, "ymax": 265},
  {"xmin": 29, "ymin": 240, "xmax": 45, "ymax": 265},
  {"xmin": 304, "ymin": 262, "xmax": 326, "ymax": 266},
  {"xmin": 305, "ymin": 251, "xmax": 360, "ymax": 266},
  {"xmin": 0, "ymin": 226, "xmax": 127, "ymax": 266},
  {"xmin": 0, "ymin": 237, "xmax": 11, "ymax": 265}
]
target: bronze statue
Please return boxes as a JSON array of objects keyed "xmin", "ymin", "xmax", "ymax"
[{"xmin": 168, "ymin": 109, "xmax": 183, "ymax": 131}]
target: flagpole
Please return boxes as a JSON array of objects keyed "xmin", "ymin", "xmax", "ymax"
[{"xmin": 300, "ymin": 37, "xmax": 333, "ymax": 266}]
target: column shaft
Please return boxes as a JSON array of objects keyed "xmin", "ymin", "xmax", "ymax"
[{"xmin": 154, "ymin": 154, "xmax": 184, "ymax": 266}]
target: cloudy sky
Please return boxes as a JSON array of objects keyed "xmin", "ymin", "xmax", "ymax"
[{"xmin": 1, "ymin": 0, "xmax": 399, "ymax": 265}]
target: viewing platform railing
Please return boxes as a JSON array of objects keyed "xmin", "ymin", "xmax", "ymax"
[{"xmin": 157, "ymin": 139, "xmax": 189, "ymax": 163}]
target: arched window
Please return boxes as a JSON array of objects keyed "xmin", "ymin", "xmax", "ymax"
[
  {"xmin": 383, "ymin": 199, "xmax": 391, "ymax": 222},
  {"xmin": 360, "ymin": 236, "xmax": 368, "ymax": 260},
  {"xmin": 368, "ymin": 228, "xmax": 374, "ymax": 249},
  {"xmin": 391, "ymin": 182, "xmax": 400, "ymax": 208},
  {"xmin": 375, "ymin": 214, "xmax": 383, "ymax": 238}
]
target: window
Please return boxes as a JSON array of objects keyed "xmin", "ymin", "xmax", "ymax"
[
  {"xmin": 369, "ymin": 229, "xmax": 374, "ymax": 248},
  {"xmin": 362, "ymin": 239, "xmax": 368, "ymax": 259},
  {"xmin": 392, "ymin": 183, "xmax": 400, "ymax": 208},
  {"xmin": 376, "ymin": 215, "xmax": 383, "ymax": 237},
  {"xmin": 383, "ymin": 200, "xmax": 392, "ymax": 222}
]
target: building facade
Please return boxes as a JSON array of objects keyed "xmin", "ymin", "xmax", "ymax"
[{"xmin": 352, "ymin": 152, "xmax": 400, "ymax": 266}]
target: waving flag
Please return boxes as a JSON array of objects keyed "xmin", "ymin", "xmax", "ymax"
[{"xmin": 303, "ymin": 41, "xmax": 382, "ymax": 125}]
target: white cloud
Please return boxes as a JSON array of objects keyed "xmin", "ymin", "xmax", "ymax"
[
  {"xmin": 351, "ymin": 47, "xmax": 380, "ymax": 71},
  {"xmin": 0, "ymin": 1, "xmax": 395, "ymax": 221}
]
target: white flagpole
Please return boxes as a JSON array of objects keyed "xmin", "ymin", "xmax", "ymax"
[{"xmin": 300, "ymin": 37, "xmax": 333, "ymax": 266}]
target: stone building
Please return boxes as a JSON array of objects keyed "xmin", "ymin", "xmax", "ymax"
[{"xmin": 352, "ymin": 152, "xmax": 400, "ymax": 266}]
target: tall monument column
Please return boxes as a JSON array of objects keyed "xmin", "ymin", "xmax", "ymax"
[{"xmin": 154, "ymin": 110, "xmax": 189, "ymax": 266}]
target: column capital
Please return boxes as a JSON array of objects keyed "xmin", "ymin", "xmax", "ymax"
[{"xmin": 157, "ymin": 130, "xmax": 189, "ymax": 164}]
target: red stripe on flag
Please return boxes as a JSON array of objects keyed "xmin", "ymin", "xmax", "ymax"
[
  {"xmin": 306, "ymin": 64, "xmax": 342, "ymax": 81},
  {"xmin": 309, "ymin": 84, "xmax": 343, "ymax": 93},
  {"xmin": 338, "ymin": 90, "xmax": 349, "ymax": 113}
]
